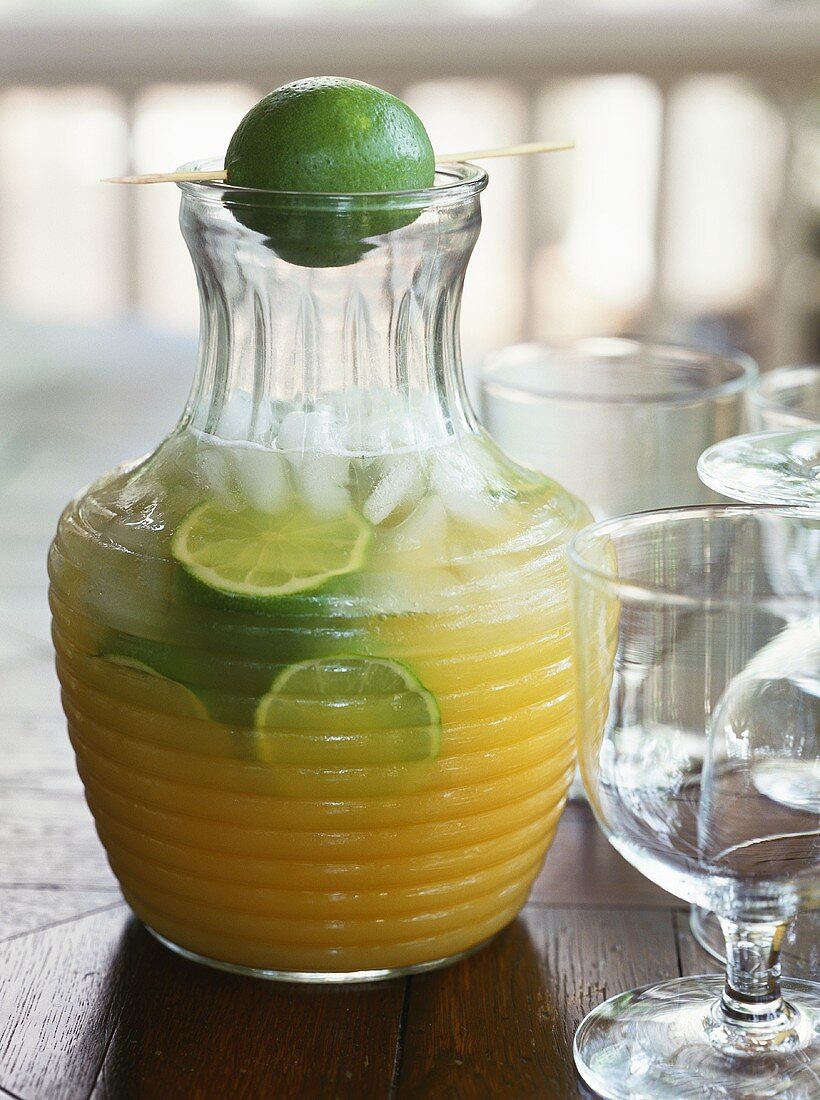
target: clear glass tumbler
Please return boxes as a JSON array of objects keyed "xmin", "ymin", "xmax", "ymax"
[
  {"xmin": 748, "ymin": 365, "xmax": 820, "ymax": 431},
  {"xmin": 480, "ymin": 338, "xmax": 757, "ymax": 520},
  {"xmin": 569, "ymin": 506, "xmax": 820, "ymax": 1099}
]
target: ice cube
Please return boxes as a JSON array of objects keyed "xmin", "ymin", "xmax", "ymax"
[
  {"xmin": 270, "ymin": 398, "xmax": 294, "ymax": 428},
  {"xmin": 300, "ymin": 452, "xmax": 351, "ymax": 488},
  {"xmin": 213, "ymin": 390, "xmax": 277, "ymax": 444},
  {"xmin": 331, "ymin": 388, "xmax": 403, "ymax": 454},
  {"xmin": 407, "ymin": 392, "xmax": 447, "ymax": 446},
  {"xmin": 387, "ymin": 494, "xmax": 449, "ymax": 558},
  {"xmin": 293, "ymin": 455, "xmax": 351, "ymax": 519},
  {"xmin": 277, "ymin": 408, "xmax": 342, "ymax": 455},
  {"xmin": 215, "ymin": 390, "xmax": 252, "ymax": 440},
  {"xmin": 233, "ymin": 448, "xmax": 292, "ymax": 514},
  {"xmin": 322, "ymin": 388, "xmax": 361, "ymax": 418},
  {"xmin": 275, "ymin": 410, "xmax": 307, "ymax": 453},
  {"xmin": 346, "ymin": 415, "xmax": 395, "ymax": 454},
  {"xmin": 444, "ymin": 491, "xmax": 508, "ymax": 530},
  {"xmin": 298, "ymin": 474, "xmax": 351, "ymax": 520},
  {"xmin": 387, "ymin": 412, "xmax": 416, "ymax": 448},
  {"xmin": 363, "ymin": 454, "xmax": 426, "ymax": 525},
  {"xmin": 197, "ymin": 443, "xmax": 236, "ymax": 503},
  {"xmin": 428, "ymin": 445, "xmax": 507, "ymax": 529},
  {"xmin": 252, "ymin": 397, "xmax": 277, "ymax": 443}
]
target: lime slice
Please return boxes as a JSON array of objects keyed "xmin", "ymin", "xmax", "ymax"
[
  {"xmin": 172, "ymin": 501, "xmax": 371, "ymax": 600},
  {"xmin": 97, "ymin": 654, "xmax": 209, "ymax": 719},
  {"xmin": 254, "ymin": 655, "xmax": 441, "ymax": 767}
]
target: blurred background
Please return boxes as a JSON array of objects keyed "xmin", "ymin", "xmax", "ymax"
[{"xmin": 0, "ymin": 0, "xmax": 818, "ymax": 402}]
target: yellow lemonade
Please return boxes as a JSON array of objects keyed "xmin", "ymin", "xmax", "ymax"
[{"xmin": 50, "ymin": 428, "xmax": 587, "ymax": 977}]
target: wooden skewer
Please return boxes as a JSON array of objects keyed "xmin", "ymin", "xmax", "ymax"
[
  {"xmin": 102, "ymin": 141, "xmax": 574, "ymax": 184},
  {"xmin": 436, "ymin": 140, "xmax": 574, "ymax": 162},
  {"xmin": 104, "ymin": 169, "xmax": 228, "ymax": 185}
]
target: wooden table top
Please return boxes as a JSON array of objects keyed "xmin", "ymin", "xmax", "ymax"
[{"xmin": 0, "ymin": 352, "xmax": 717, "ymax": 1100}]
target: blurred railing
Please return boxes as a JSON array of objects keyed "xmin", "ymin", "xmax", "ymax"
[
  {"xmin": 3, "ymin": 10, "xmax": 818, "ymax": 86},
  {"xmin": 0, "ymin": 8, "xmax": 818, "ymax": 367}
]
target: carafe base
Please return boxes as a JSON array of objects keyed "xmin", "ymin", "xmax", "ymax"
[{"xmin": 145, "ymin": 923, "xmax": 500, "ymax": 984}]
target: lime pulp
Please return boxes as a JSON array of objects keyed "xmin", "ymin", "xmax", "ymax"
[
  {"xmin": 254, "ymin": 655, "xmax": 442, "ymax": 767},
  {"xmin": 171, "ymin": 500, "xmax": 371, "ymax": 600}
]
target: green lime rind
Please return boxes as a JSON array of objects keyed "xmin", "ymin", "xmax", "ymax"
[
  {"xmin": 174, "ymin": 561, "xmax": 367, "ymax": 619},
  {"xmin": 254, "ymin": 654, "xmax": 442, "ymax": 768},
  {"xmin": 171, "ymin": 501, "xmax": 372, "ymax": 602},
  {"xmin": 102, "ymin": 489, "xmax": 374, "ymax": 726},
  {"xmin": 224, "ymin": 77, "xmax": 435, "ymax": 268},
  {"xmin": 225, "ymin": 77, "xmax": 434, "ymax": 194},
  {"xmin": 96, "ymin": 653, "xmax": 210, "ymax": 720},
  {"xmin": 99, "ymin": 619, "xmax": 374, "ymax": 729},
  {"xmin": 227, "ymin": 206, "xmax": 376, "ymax": 269}
]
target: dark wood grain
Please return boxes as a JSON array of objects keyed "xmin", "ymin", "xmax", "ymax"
[
  {"xmin": 0, "ymin": 905, "xmax": 131, "ymax": 1100},
  {"xmin": 530, "ymin": 803, "xmax": 675, "ymax": 909},
  {"xmin": 0, "ymin": 887, "xmax": 123, "ymax": 942},
  {"xmin": 91, "ymin": 929, "xmax": 404, "ymax": 1100},
  {"xmin": 673, "ymin": 909, "xmax": 722, "ymax": 977},
  {"xmin": 395, "ymin": 907, "xmax": 680, "ymax": 1099},
  {"xmin": 0, "ymin": 892, "xmax": 405, "ymax": 1100}
]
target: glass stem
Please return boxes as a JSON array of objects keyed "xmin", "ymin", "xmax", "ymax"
[
  {"xmin": 718, "ymin": 917, "xmax": 786, "ymax": 1018},
  {"xmin": 709, "ymin": 917, "xmax": 801, "ymax": 1054}
]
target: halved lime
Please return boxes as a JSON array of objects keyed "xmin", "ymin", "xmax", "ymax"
[
  {"xmin": 97, "ymin": 654, "xmax": 209, "ymax": 719},
  {"xmin": 254, "ymin": 655, "xmax": 441, "ymax": 767},
  {"xmin": 224, "ymin": 77, "xmax": 435, "ymax": 267},
  {"xmin": 172, "ymin": 501, "xmax": 371, "ymax": 600},
  {"xmin": 225, "ymin": 77, "xmax": 434, "ymax": 195}
]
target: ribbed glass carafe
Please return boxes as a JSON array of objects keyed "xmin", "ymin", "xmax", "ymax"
[{"xmin": 49, "ymin": 163, "xmax": 590, "ymax": 980}]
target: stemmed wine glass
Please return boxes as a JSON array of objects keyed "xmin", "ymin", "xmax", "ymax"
[
  {"xmin": 696, "ymin": 428, "xmax": 819, "ymax": 977},
  {"xmin": 569, "ymin": 506, "xmax": 820, "ymax": 1099},
  {"xmin": 699, "ymin": 428, "xmax": 820, "ymax": 509}
]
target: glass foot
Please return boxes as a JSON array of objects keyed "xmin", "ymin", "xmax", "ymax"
[
  {"xmin": 574, "ymin": 975, "xmax": 820, "ymax": 1100},
  {"xmin": 690, "ymin": 907, "xmax": 820, "ymax": 980}
]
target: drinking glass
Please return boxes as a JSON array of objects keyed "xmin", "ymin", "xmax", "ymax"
[
  {"xmin": 480, "ymin": 338, "xmax": 757, "ymax": 520},
  {"xmin": 748, "ymin": 365, "xmax": 820, "ymax": 431},
  {"xmin": 569, "ymin": 506, "xmax": 820, "ymax": 1099},
  {"xmin": 695, "ymin": 428, "xmax": 820, "ymax": 980},
  {"xmin": 699, "ymin": 428, "xmax": 820, "ymax": 508},
  {"xmin": 481, "ymin": 338, "xmax": 758, "ymax": 801}
]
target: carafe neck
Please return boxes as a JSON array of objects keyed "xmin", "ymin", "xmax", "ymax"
[{"xmin": 177, "ymin": 166, "xmax": 486, "ymax": 452}]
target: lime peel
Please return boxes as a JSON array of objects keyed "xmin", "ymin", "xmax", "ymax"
[{"xmin": 97, "ymin": 653, "xmax": 210, "ymax": 719}]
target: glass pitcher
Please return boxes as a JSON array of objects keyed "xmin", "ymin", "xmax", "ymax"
[{"xmin": 49, "ymin": 162, "xmax": 590, "ymax": 981}]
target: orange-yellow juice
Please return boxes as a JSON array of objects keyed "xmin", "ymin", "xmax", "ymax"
[{"xmin": 50, "ymin": 430, "xmax": 587, "ymax": 978}]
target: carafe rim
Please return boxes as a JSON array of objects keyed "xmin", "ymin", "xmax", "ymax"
[{"xmin": 176, "ymin": 158, "xmax": 488, "ymax": 212}]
